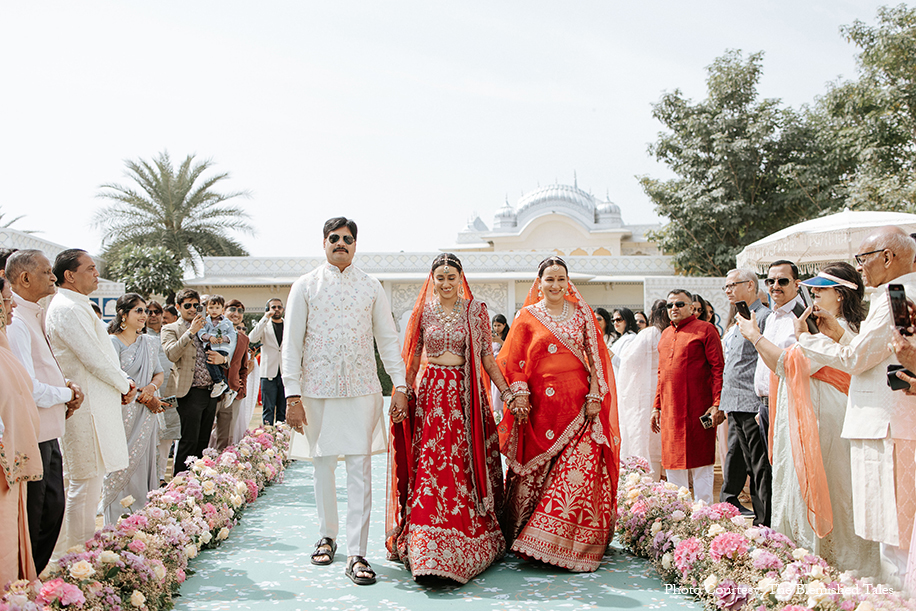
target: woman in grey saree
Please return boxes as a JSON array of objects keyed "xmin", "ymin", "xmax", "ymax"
[{"xmin": 100, "ymin": 294, "xmax": 165, "ymax": 524}]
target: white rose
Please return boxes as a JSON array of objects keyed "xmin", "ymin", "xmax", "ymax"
[
  {"xmin": 203, "ymin": 467, "xmax": 218, "ymax": 478},
  {"xmin": 749, "ymin": 548, "xmax": 762, "ymax": 560},
  {"xmin": 756, "ymin": 577, "xmax": 778, "ymax": 595},
  {"xmin": 184, "ymin": 544, "xmax": 198, "ymax": 559},
  {"xmin": 192, "ymin": 505, "xmax": 203, "ymax": 517},
  {"xmin": 677, "ymin": 488, "xmax": 692, "ymax": 500},
  {"xmin": 199, "ymin": 531, "xmax": 212, "ymax": 545},
  {"xmin": 130, "ymin": 590, "xmax": 146, "ymax": 607},
  {"xmin": 120, "ymin": 495, "xmax": 136, "ymax": 508},
  {"xmin": 664, "ymin": 481, "xmax": 679, "ymax": 491},
  {"xmin": 264, "ymin": 448, "xmax": 275, "ymax": 458},
  {"xmin": 670, "ymin": 510, "xmax": 685, "ymax": 522},
  {"xmin": 775, "ymin": 581, "xmax": 797, "ymax": 602},
  {"xmin": 231, "ymin": 494, "xmax": 244, "ymax": 508},
  {"xmin": 650, "ymin": 521, "xmax": 663, "ymax": 536},
  {"xmin": 792, "ymin": 547, "xmax": 810, "ymax": 560},
  {"xmin": 731, "ymin": 515, "xmax": 749, "ymax": 527},
  {"xmin": 626, "ymin": 472, "xmax": 640, "ymax": 485},
  {"xmin": 99, "ymin": 550, "xmax": 121, "ymax": 564},
  {"xmin": 703, "ymin": 574, "xmax": 718, "ymax": 594},
  {"xmin": 193, "ymin": 459, "xmax": 207, "ymax": 470},
  {"xmin": 217, "ymin": 527, "xmax": 230, "ymax": 541},
  {"xmin": 707, "ymin": 524, "xmax": 726, "ymax": 537},
  {"xmin": 240, "ymin": 447, "xmax": 251, "ymax": 458},
  {"xmin": 809, "ymin": 564, "xmax": 826, "ymax": 579},
  {"xmin": 236, "ymin": 481, "xmax": 248, "ymax": 496},
  {"xmin": 202, "ymin": 481, "xmax": 217, "ymax": 495},
  {"xmin": 855, "ymin": 602, "xmax": 875, "ymax": 611},
  {"xmin": 806, "ymin": 580, "xmax": 829, "ymax": 607},
  {"xmin": 153, "ymin": 563, "xmax": 167, "ymax": 581},
  {"xmin": 185, "ymin": 497, "xmax": 196, "ymax": 507},
  {"xmin": 744, "ymin": 527, "xmax": 762, "ymax": 542},
  {"xmin": 661, "ymin": 553, "xmax": 673, "ymax": 570},
  {"xmin": 68, "ymin": 560, "xmax": 95, "ymax": 580}
]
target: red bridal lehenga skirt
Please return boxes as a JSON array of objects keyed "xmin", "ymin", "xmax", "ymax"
[
  {"xmin": 503, "ymin": 420, "xmax": 614, "ymax": 572},
  {"xmin": 392, "ymin": 364, "xmax": 505, "ymax": 583}
]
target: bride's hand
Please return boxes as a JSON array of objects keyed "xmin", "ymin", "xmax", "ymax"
[
  {"xmin": 511, "ymin": 395, "xmax": 530, "ymax": 424},
  {"xmin": 585, "ymin": 399, "xmax": 601, "ymax": 419}
]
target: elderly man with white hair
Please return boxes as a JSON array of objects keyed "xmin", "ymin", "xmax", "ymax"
[{"xmin": 796, "ymin": 226, "xmax": 916, "ymax": 589}]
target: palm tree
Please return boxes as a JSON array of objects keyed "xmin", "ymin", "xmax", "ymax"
[
  {"xmin": 94, "ymin": 151, "xmax": 254, "ymax": 274},
  {"xmin": 0, "ymin": 207, "xmax": 35, "ymax": 233}
]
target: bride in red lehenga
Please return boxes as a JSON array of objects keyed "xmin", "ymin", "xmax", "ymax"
[
  {"xmin": 385, "ymin": 253, "xmax": 511, "ymax": 583},
  {"xmin": 497, "ymin": 256, "xmax": 621, "ymax": 572}
]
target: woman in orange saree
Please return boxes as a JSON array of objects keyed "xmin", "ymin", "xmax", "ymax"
[
  {"xmin": 385, "ymin": 254, "xmax": 510, "ymax": 583},
  {"xmin": 497, "ymin": 257, "xmax": 621, "ymax": 572}
]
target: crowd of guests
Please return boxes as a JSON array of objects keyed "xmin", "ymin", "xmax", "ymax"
[
  {"xmin": 4, "ymin": 221, "xmax": 916, "ymax": 593},
  {"xmin": 0, "ymin": 247, "xmax": 268, "ymax": 585}
]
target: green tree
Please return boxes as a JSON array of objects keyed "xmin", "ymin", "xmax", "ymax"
[
  {"xmin": 94, "ymin": 151, "xmax": 254, "ymax": 274},
  {"xmin": 817, "ymin": 5, "xmax": 916, "ymax": 211},
  {"xmin": 640, "ymin": 50, "xmax": 844, "ymax": 276},
  {"xmin": 107, "ymin": 245, "xmax": 184, "ymax": 299}
]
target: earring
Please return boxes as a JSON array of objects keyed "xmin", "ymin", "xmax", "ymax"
[{"xmin": 120, "ymin": 320, "xmax": 126, "ymax": 330}]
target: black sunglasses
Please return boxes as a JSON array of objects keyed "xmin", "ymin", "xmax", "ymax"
[
  {"xmin": 132, "ymin": 307, "xmax": 151, "ymax": 315},
  {"xmin": 182, "ymin": 303, "xmax": 203, "ymax": 312},
  {"xmin": 612, "ymin": 317, "xmax": 624, "ymax": 323},
  {"xmin": 666, "ymin": 301, "xmax": 688, "ymax": 309},
  {"xmin": 328, "ymin": 234, "xmax": 355, "ymax": 245},
  {"xmin": 226, "ymin": 306, "xmax": 244, "ymax": 313},
  {"xmin": 764, "ymin": 277, "xmax": 792, "ymax": 287}
]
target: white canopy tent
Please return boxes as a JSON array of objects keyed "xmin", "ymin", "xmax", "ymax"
[{"xmin": 735, "ymin": 209, "xmax": 916, "ymax": 275}]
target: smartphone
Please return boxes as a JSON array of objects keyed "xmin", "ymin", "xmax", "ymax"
[
  {"xmin": 735, "ymin": 300, "xmax": 751, "ymax": 320},
  {"xmin": 699, "ymin": 414, "xmax": 714, "ymax": 429},
  {"xmin": 160, "ymin": 396, "xmax": 178, "ymax": 409},
  {"xmin": 888, "ymin": 284, "xmax": 913, "ymax": 336},
  {"xmin": 888, "ymin": 364, "xmax": 915, "ymax": 391}
]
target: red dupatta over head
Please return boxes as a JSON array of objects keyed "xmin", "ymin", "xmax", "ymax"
[
  {"xmin": 496, "ymin": 277, "xmax": 621, "ymax": 490},
  {"xmin": 385, "ymin": 268, "xmax": 499, "ymax": 555}
]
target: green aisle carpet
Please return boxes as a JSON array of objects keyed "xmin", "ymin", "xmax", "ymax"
[{"xmin": 174, "ymin": 456, "xmax": 701, "ymax": 611}]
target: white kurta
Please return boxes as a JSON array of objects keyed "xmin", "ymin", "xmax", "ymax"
[
  {"xmin": 616, "ymin": 326, "xmax": 662, "ymax": 471},
  {"xmin": 282, "ymin": 263, "xmax": 406, "ymax": 459},
  {"xmin": 46, "ymin": 288, "xmax": 131, "ymax": 480}
]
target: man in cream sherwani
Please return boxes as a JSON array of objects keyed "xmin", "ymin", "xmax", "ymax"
[
  {"xmin": 46, "ymin": 249, "xmax": 135, "ymax": 550},
  {"xmin": 283, "ymin": 217, "xmax": 408, "ymax": 586},
  {"xmin": 797, "ymin": 227, "xmax": 916, "ymax": 590}
]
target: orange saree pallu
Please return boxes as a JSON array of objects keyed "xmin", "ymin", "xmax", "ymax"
[{"xmin": 497, "ymin": 282, "xmax": 620, "ymax": 572}]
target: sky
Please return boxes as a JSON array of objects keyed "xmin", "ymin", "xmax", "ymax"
[{"xmin": 0, "ymin": 1, "xmax": 893, "ymax": 260}]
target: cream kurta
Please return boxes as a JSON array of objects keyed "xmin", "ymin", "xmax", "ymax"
[
  {"xmin": 46, "ymin": 288, "xmax": 131, "ymax": 480},
  {"xmin": 799, "ymin": 272, "xmax": 916, "ymax": 547},
  {"xmin": 283, "ymin": 263, "xmax": 406, "ymax": 459}
]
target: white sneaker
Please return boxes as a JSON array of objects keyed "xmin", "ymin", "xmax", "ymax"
[
  {"xmin": 211, "ymin": 381, "xmax": 228, "ymax": 398},
  {"xmin": 224, "ymin": 389, "xmax": 238, "ymax": 405}
]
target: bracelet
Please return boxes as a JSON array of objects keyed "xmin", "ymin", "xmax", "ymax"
[
  {"xmin": 500, "ymin": 389, "xmax": 513, "ymax": 402},
  {"xmin": 753, "ymin": 335, "xmax": 765, "ymax": 348},
  {"xmin": 585, "ymin": 393, "xmax": 602, "ymax": 402},
  {"xmin": 394, "ymin": 385, "xmax": 408, "ymax": 394}
]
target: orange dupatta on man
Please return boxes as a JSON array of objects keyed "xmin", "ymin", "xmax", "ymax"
[{"xmin": 497, "ymin": 280, "xmax": 620, "ymax": 572}]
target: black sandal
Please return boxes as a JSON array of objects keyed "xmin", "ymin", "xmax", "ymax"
[
  {"xmin": 346, "ymin": 555, "xmax": 377, "ymax": 585},
  {"xmin": 310, "ymin": 537, "xmax": 337, "ymax": 565}
]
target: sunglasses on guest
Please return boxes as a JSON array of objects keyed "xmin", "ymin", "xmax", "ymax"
[
  {"xmin": 226, "ymin": 306, "xmax": 245, "ymax": 313},
  {"xmin": 764, "ymin": 278, "xmax": 792, "ymax": 287},
  {"xmin": 612, "ymin": 317, "xmax": 624, "ymax": 323},
  {"xmin": 131, "ymin": 307, "xmax": 151, "ymax": 315},
  {"xmin": 181, "ymin": 302, "xmax": 203, "ymax": 312},
  {"xmin": 328, "ymin": 234, "xmax": 355, "ymax": 245},
  {"xmin": 666, "ymin": 301, "xmax": 688, "ymax": 309},
  {"xmin": 147, "ymin": 308, "xmax": 162, "ymax": 315}
]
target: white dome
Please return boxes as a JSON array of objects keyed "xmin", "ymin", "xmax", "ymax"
[{"xmin": 516, "ymin": 183, "xmax": 595, "ymax": 214}]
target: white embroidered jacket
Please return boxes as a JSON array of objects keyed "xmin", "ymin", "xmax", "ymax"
[{"xmin": 281, "ymin": 263, "xmax": 406, "ymax": 398}]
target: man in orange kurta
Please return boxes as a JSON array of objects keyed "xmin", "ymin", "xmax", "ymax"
[{"xmin": 651, "ymin": 289, "xmax": 724, "ymax": 504}]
